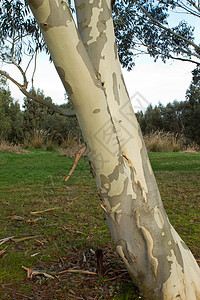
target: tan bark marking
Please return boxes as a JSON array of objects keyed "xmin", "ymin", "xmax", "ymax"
[
  {"xmin": 135, "ymin": 209, "xmax": 158, "ymax": 279},
  {"xmin": 116, "ymin": 245, "xmax": 129, "ymax": 266},
  {"xmin": 123, "ymin": 153, "xmax": 147, "ymax": 203},
  {"xmin": 100, "ymin": 203, "xmax": 109, "ymax": 214},
  {"xmin": 127, "ymin": 250, "xmax": 137, "ymax": 264},
  {"xmin": 114, "ymin": 42, "xmax": 118, "ymax": 59},
  {"xmin": 109, "ymin": 203, "xmax": 122, "ymax": 223},
  {"xmin": 112, "ymin": 72, "xmax": 120, "ymax": 105},
  {"xmin": 115, "ymin": 210, "xmax": 123, "ymax": 224},
  {"xmin": 154, "ymin": 206, "xmax": 165, "ymax": 229}
]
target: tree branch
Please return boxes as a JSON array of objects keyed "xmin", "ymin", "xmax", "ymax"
[
  {"xmin": 134, "ymin": 0, "xmax": 200, "ymax": 58},
  {"xmin": 185, "ymin": 0, "xmax": 200, "ymax": 14},
  {"xmin": 0, "ymin": 69, "xmax": 23, "ymax": 89},
  {"xmin": 0, "ymin": 70, "xmax": 76, "ymax": 117},
  {"xmin": 133, "ymin": 36, "xmax": 199, "ymax": 64},
  {"xmin": 20, "ymin": 88, "xmax": 76, "ymax": 117}
]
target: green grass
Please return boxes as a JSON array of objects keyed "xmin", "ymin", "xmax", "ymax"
[{"xmin": 0, "ymin": 150, "xmax": 199, "ymax": 299}]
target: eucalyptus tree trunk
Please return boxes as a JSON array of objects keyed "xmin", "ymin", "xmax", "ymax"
[{"xmin": 27, "ymin": 1, "xmax": 200, "ymax": 299}]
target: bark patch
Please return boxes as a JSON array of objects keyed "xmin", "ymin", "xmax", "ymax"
[
  {"xmin": 114, "ymin": 42, "xmax": 118, "ymax": 59},
  {"xmin": 41, "ymin": 1, "xmax": 73, "ymax": 32},
  {"xmin": 112, "ymin": 73, "xmax": 120, "ymax": 105},
  {"xmin": 93, "ymin": 109, "xmax": 101, "ymax": 114},
  {"xmin": 180, "ymin": 240, "xmax": 190, "ymax": 251},
  {"xmin": 55, "ymin": 66, "xmax": 73, "ymax": 97},
  {"xmin": 29, "ymin": 0, "xmax": 44, "ymax": 9}
]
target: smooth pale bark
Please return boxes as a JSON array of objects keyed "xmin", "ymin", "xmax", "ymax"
[{"xmin": 27, "ymin": 1, "xmax": 200, "ymax": 299}]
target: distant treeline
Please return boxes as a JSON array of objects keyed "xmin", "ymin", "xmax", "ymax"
[
  {"xmin": 0, "ymin": 78, "xmax": 81, "ymax": 147},
  {"xmin": 137, "ymin": 66, "xmax": 200, "ymax": 146},
  {"xmin": 136, "ymin": 98, "xmax": 200, "ymax": 146},
  {"xmin": 0, "ymin": 67, "xmax": 200, "ymax": 147}
]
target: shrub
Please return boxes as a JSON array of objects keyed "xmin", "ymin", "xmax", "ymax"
[
  {"xmin": 23, "ymin": 129, "xmax": 50, "ymax": 149},
  {"xmin": 61, "ymin": 132, "xmax": 77, "ymax": 149},
  {"xmin": 184, "ymin": 141, "xmax": 200, "ymax": 153},
  {"xmin": 45, "ymin": 138, "xmax": 57, "ymax": 152},
  {"xmin": 144, "ymin": 131, "xmax": 185, "ymax": 152}
]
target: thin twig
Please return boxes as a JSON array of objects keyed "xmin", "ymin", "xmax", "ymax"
[
  {"xmin": 65, "ymin": 146, "xmax": 87, "ymax": 182},
  {"xmin": 31, "ymin": 207, "xmax": 60, "ymax": 214},
  {"xmin": 57, "ymin": 269, "xmax": 97, "ymax": 275}
]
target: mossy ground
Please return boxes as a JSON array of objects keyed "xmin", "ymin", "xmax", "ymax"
[{"xmin": 0, "ymin": 150, "xmax": 199, "ymax": 299}]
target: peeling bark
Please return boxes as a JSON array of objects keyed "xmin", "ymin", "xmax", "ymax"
[{"xmin": 27, "ymin": 0, "xmax": 200, "ymax": 299}]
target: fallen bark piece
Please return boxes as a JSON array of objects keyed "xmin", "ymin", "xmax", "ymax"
[
  {"xmin": 30, "ymin": 252, "xmax": 40, "ymax": 257},
  {"xmin": 0, "ymin": 247, "xmax": 7, "ymax": 257},
  {"xmin": 12, "ymin": 235, "xmax": 41, "ymax": 242},
  {"xmin": 61, "ymin": 225, "xmax": 84, "ymax": 234},
  {"xmin": 4, "ymin": 215, "xmax": 25, "ymax": 221},
  {"xmin": 30, "ymin": 207, "xmax": 60, "ymax": 214},
  {"xmin": 0, "ymin": 236, "xmax": 16, "ymax": 246},
  {"xmin": 22, "ymin": 266, "xmax": 54, "ymax": 279},
  {"xmin": 65, "ymin": 146, "xmax": 87, "ymax": 182},
  {"xmin": 57, "ymin": 269, "xmax": 97, "ymax": 275},
  {"xmin": 26, "ymin": 217, "xmax": 42, "ymax": 223}
]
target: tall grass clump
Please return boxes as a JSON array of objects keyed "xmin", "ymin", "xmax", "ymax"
[
  {"xmin": 61, "ymin": 132, "xmax": 77, "ymax": 149},
  {"xmin": 184, "ymin": 141, "xmax": 200, "ymax": 153},
  {"xmin": 59, "ymin": 133, "xmax": 85, "ymax": 157},
  {"xmin": 23, "ymin": 129, "xmax": 49, "ymax": 149},
  {"xmin": 144, "ymin": 131, "xmax": 186, "ymax": 152}
]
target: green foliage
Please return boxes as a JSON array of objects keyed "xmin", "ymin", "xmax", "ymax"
[
  {"xmin": 0, "ymin": 84, "xmax": 82, "ymax": 149},
  {"xmin": 184, "ymin": 66, "xmax": 200, "ymax": 145},
  {"xmin": 137, "ymin": 70, "xmax": 200, "ymax": 146},
  {"xmin": 0, "ymin": 0, "xmax": 199, "ymax": 72},
  {"xmin": 113, "ymin": 0, "xmax": 198, "ymax": 69},
  {"xmin": 0, "ymin": 0, "xmax": 45, "ymax": 64},
  {"xmin": 22, "ymin": 89, "xmax": 54, "ymax": 138},
  {"xmin": 22, "ymin": 92, "xmax": 82, "ymax": 148},
  {"xmin": 0, "ymin": 77, "xmax": 23, "ymax": 143}
]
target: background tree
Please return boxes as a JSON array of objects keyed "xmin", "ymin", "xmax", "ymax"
[
  {"xmin": 184, "ymin": 66, "xmax": 200, "ymax": 144},
  {"xmin": 113, "ymin": 0, "xmax": 200, "ymax": 69},
  {"xmin": 137, "ymin": 67, "xmax": 200, "ymax": 146},
  {"xmin": 43, "ymin": 102, "xmax": 82, "ymax": 144},
  {"xmin": 0, "ymin": 77, "xmax": 23, "ymax": 142},
  {"xmin": 23, "ymin": 89, "xmax": 54, "ymax": 137}
]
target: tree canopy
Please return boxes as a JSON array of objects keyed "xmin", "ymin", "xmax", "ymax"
[
  {"xmin": 0, "ymin": 0, "xmax": 199, "ymax": 71},
  {"xmin": 113, "ymin": 0, "xmax": 200, "ymax": 69}
]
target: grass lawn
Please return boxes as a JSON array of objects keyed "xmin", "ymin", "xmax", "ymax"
[{"xmin": 0, "ymin": 150, "xmax": 199, "ymax": 299}]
